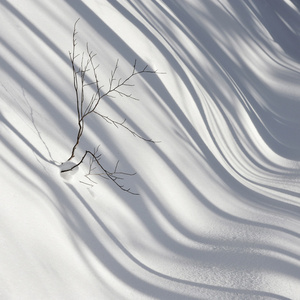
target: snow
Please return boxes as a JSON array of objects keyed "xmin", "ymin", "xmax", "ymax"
[{"xmin": 1, "ymin": 0, "xmax": 300, "ymax": 299}]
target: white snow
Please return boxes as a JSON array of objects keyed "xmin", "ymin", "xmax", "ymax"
[{"xmin": 1, "ymin": 0, "xmax": 300, "ymax": 299}]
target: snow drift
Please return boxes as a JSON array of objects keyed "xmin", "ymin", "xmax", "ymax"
[{"xmin": 1, "ymin": 0, "xmax": 300, "ymax": 299}]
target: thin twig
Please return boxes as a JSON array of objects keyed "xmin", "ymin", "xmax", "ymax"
[{"xmin": 63, "ymin": 150, "xmax": 139, "ymax": 195}]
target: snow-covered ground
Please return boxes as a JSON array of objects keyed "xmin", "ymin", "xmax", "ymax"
[{"xmin": 1, "ymin": 1, "xmax": 300, "ymax": 299}]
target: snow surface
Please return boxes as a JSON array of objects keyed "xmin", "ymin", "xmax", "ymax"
[{"xmin": 1, "ymin": 0, "xmax": 300, "ymax": 299}]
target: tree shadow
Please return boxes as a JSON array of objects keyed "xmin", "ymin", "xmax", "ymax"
[
  {"xmin": 65, "ymin": 183, "xmax": 292, "ymax": 300},
  {"xmin": 1, "ymin": 0, "xmax": 300, "ymax": 298}
]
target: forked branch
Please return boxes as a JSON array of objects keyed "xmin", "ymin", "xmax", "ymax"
[
  {"xmin": 67, "ymin": 19, "xmax": 158, "ymax": 161},
  {"xmin": 62, "ymin": 148, "xmax": 139, "ymax": 195},
  {"xmin": 64, "ymin": 19, "xmax": 161, "ymax": 194}
]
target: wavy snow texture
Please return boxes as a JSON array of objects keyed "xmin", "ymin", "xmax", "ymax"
[{"xmin": 1, "ymin": 0, "xmax": 300, "ymax": 299}]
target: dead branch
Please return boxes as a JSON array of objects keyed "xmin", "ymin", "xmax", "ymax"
[
  {"xmin": 64, "ymin": 19, "xmax": 161, "ymax": 194},
  {"xmin": 67, "ymin": 20, "xmax": 158, "ymax": 161},
  {"xmin": 62, "ymin": 148, "xmax": 139, "ymax": 195}
]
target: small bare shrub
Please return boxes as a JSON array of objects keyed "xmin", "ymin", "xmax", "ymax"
[{"xmin": 61, "ymin": 19, "xmax": 159, "ymax": 194}]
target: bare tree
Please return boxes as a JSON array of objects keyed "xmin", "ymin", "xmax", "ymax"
[{"xmin": 62, "ymin": 19, "xmax": 159, "ymax": 194}]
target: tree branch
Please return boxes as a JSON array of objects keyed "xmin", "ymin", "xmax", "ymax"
[
  {"xmin": 65, "ymin": 19, "xmax": 162, "ymax": 194},
  {"xmin": 63, "ymin": 149, "xmax": 139, "ymax": 195}
]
